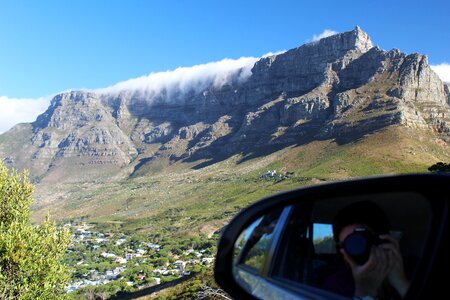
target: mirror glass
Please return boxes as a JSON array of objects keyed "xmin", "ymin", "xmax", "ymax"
[
  {"xmin": 232, "ymin": 192, "xmax": 432, "ymax": 299},
  {"xmin": 233, "ymin": 207, "xmax": 284, "ymax": 272}
]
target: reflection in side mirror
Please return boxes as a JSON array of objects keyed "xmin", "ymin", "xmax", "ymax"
[
  {"xmin": 233, "ymin": 208, "xmax": 283, "ymax": 271},
  {"xmin": 227, "ymin": 190, "xmax": 434, "ymax": 299}
]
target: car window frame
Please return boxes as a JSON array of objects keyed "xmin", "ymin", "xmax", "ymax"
[{"xmin": 234, "ymin": 206, "xmax": 293, "ymax": 277}]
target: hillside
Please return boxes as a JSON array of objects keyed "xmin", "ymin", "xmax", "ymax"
[
  {"xmin": 30, "ymin": 125, "xmax": 449, "ymax": 237},
  {"xmin": 0, "ymin": 27, "xmax": 449, "ymax": 234}
]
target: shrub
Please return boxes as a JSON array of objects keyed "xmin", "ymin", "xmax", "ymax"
[{"xmin": 0, "ymin": 162, "xmax": 70, "ymax": 299}]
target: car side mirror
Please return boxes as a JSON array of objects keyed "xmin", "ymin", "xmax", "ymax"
[{"xmin": 214, "ymin": 174, "xmax": 450, "ymax": 299}]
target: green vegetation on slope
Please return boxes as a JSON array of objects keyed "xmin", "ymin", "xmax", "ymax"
[{"xmin": 31, "ymin": 126, "xmax": 450, "ymax": 240}]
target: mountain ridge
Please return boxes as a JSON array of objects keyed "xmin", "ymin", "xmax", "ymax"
[{"xmin": 0, "ymin": 27, "xmax": 449, "ymax": 219}]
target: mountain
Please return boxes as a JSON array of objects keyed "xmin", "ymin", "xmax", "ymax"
[{"xmin": 1, "ymin": 27, "xmax": 449, "ymax": 231}]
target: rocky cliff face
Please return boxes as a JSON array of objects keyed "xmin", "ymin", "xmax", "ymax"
[{"xmin": 1, "ymin": 27, "xmax": 449, "ymax": 180}]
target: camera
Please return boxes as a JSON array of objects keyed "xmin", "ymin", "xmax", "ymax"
[{"xmin": 342, "ymin": 227, "xmax": 385, "ymax": 265}]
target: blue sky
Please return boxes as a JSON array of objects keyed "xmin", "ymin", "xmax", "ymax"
[{"xmin": 0, "ymin": 0, "xmax": 449, "ymax": 132}]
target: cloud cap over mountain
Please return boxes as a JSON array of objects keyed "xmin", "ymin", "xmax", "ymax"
[{"xmin": 94, "ymin": 56, "xmax": 259, "ymax": 102}]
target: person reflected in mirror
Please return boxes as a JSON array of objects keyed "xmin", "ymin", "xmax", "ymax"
[{"xmin": 323, "ymin": 201, "xmax": 410, "ymax": 300}]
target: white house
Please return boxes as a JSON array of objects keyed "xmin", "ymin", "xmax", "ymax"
[
  {"xmin": 101, "ymin": 252, "xmax": 117, "ymax": 258},
  {"xmin": 173, "ymin": 260, "xmax": 187, "ymax": 270},
  {"xmin": 202, "ymin": 257, "xmax": 214, "ymax": 264},
  {"xmin": 115, "ymin": 257, "xmax": 127, "ymax": 264},
  {"xmin": 136, "ymin": 249, "xmax": 146, "ymax": 255},
  {"xmin": 116, "ymin": 238, "xmax": 126, "ymax": 246}
]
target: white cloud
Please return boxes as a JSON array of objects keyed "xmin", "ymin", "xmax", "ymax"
[
  {"xmin": 0, "ymin": 96, "xmax": 51, "ymax": 134},
  {"xmin": 311, "ymin": 29, "xmax": 338, "ymax": 42},
  {"xmin": 262, "ymin": 50, "xmax": 287, "ymax": 58},
  {"xmin": 95, "ymin": 56, "xmax": 260, "ymax": 101},
  {"xmin": 431, "ymin": 63, "xmax": 450, "ymax": 83}
]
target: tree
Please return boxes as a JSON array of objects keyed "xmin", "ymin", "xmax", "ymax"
[
  {"xmin": 0, "ymin": 162, "xmax": 70, "ymax": 299},
  {"xmin": 428, "ymin": 162, "xmax": 450, "ymax": 173}
]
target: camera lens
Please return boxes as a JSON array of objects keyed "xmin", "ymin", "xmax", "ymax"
[
  {"xmin": 344, "ymin": 233, "xmax": 369, "ymax": 257},
  {"xmin": 342, "ymin": 229, "xmax": 373, "ymax": 265}
]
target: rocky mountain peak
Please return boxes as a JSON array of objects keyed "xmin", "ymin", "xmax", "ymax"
[
  {"xmin": 311, "ymin": 25, "xmax": 373, "ymax": 54},
  {"xmin": 352, "ymin": 25, "xmax": 373, "ymax": 52},
  {"xmin": 0, "ymin": 27, "xmax": 449, "ymax": 183}
]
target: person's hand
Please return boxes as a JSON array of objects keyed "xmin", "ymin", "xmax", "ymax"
[
  {"xmin": 341, "ymin": 246, "xmax": 391, "ymax": 297},
  {"xmin": 379, "ymin": 234, "xmax": 410, "ymax": 297}
]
